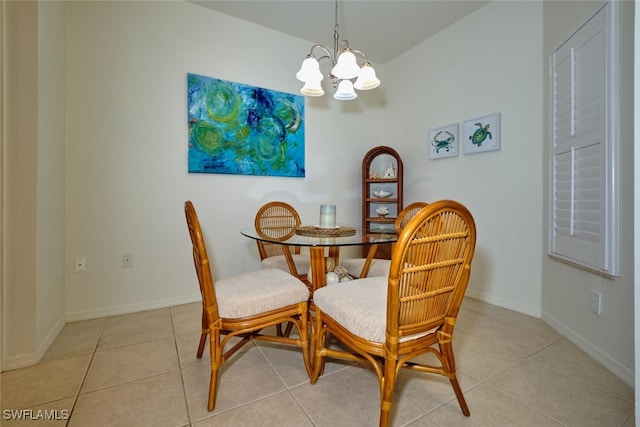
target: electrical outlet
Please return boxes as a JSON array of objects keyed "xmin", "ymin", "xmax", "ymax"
[
  {"xmin": 75, "ymin": 257, "xmax": 86, "ymax": 272},
  {"xmin": 590, "ymin": 290, "xmax": 602, "ymax": 315},
  {"xmin": 122, "ymin": 254, "xmax": 133, "ymax": 268}
]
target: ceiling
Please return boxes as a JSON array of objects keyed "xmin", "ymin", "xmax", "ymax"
[{"xmin": 191, "ymin": 1, "xmax": 491, "ymax": 64}]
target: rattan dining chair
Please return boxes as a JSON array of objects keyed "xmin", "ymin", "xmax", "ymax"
[
  {"xmin": 185, "ymin": 201, "xmax": 312, "ymax": 411},
  {"xmin": 310, "ymin": 200, "xmax": 476, "ymax": 426},
  {"xmin": 254, "ymin": 201, "xmax": 310, "ymax": 283},
  {"xmin": 341, "ymin": 202, "xmax": 429, "ymax": 278}
]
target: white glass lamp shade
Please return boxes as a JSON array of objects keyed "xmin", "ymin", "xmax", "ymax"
[
  {"xmin": 296, "ymin": 57, "xmax": 323, "ymax": 83},
  {"xmin": 331, "ymin": 50, "xmax": 360, "ymax": 80},
  {"xmin": 300, "ymin": 80, "xmax": 325, "ymax": 97},
  {"xmin": 333, "ymin": 80, "xmax": 357, "ymax": 100},
  {"xmin": 354, "ymin": 64, "xmax": 380, "ymax": 90}
]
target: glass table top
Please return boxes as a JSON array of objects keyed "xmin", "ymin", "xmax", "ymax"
[{"xmin": 240, "ymin": 227, "xmax": 397, "ymax": 248}]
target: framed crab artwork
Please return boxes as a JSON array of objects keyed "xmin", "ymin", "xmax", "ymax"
[
  {"xmin": 428, "ymin": 123, "xmax": 459, "ymax": 159},
  {"xmin": 462, "ymin": 112, "xmax": 501, "ymax": 155}
]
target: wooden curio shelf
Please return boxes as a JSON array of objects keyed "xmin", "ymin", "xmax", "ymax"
[{"xmin": 361, "ymin": 146, "xmax": 403, "ymax": 259}]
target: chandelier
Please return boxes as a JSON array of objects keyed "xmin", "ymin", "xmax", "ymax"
[{"xmin": 295, "ymin": 0, "xmax": 380, "ymax": 101}]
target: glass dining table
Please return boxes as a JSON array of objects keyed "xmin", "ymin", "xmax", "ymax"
[{"xmin": 240, "ymin": 227, "xmax": 398, "ymax": 291}]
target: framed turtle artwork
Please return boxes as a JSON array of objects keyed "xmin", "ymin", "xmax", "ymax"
[
  {"xmin": 462, "ymin": 112, "xmax": 501, "ymax": 155},
  {"xmin": 428, "ymin": 123, "xmax": 459, "ymax": 159}
]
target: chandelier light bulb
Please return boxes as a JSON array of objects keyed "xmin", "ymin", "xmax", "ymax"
[
  {"xmin": 331, "ymin": 50, "xmax": 360, "ymax": 80},
  {"xmin": 300, "ymin": 80, "xmax": 325, "ymax": 97},
  {"xmin": 296, "ymin": 57, "xmax": 323, "ymax": 83},
  {"xmin": 333, "ymin": 80, "xmax": 357, "ymax": 100},
  {"xmin": 354, "ymin": 64, "xmax": 381, "ymax": 90}
]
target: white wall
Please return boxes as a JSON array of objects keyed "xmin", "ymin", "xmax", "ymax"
[
  {"xmin": 541, "ymin": 1, "xmax": 635, "ymax": 386},
  {"xmin": 0, "ymin": 0, "xmax": 4, "ymax": 373},
  {"xmin": 3, "ymin": 1, "xmax": 39, "ymax": 369},
  {"xmin": 63, "ymin": 1, "xmax": 385, "ymax": 320},
  {"xmin": 634, "ymin": 0, "xmax": 639, "ymax": 411},
  {"xmin": 2, "ymin": 0, "xmax": 67, "ymax": 370},
  {"xmin": 36, "ymin": 0, "xmax": 66, "ymax": 361},
  {"xmin": 384, "ymin": 1, "xmax": 544, "ymax": 317}
]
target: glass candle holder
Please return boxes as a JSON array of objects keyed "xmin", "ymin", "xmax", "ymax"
[{"xmin": 319, "ymin": 204, "xmax": 336, "ymax": 228}]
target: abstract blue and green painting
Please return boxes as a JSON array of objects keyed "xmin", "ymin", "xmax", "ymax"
[{"xmin": 187, "ymin": 73, "xmax": 305, "ymax": 177}]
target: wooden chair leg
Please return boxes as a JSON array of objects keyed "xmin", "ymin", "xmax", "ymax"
[
  {"xmin": 207, "ymin": 329, "xmax": 222, "ymax": 411},
  {"xmin": 276, "ymin": 321, "xmax": 295, "ymax": 337},
  {"xmin": 298, "ymin": 312, "xmax": 313, "ymax": 378},
  {"xmin": 196, "ymin": 332, "xmax": 207, "ymax": 358},
  {"xmin": 283, "ymin": 321, "xmax": 294, "ymax": 337},
  {"xmin": 450, "ymin": 377, "xmax": 470, "ymax": 416},
  {"xmin": 379, "ymin": 407, "xmax": 391, "ymax": 427},
  {"xmin": 197, "ymin": 309, "xmax": 208, "ymax": 358},
  {"xmin": 310, "ymin": 315, "xmax": 327, "ymax": 383},
  {"xmin": 379, "ymin": 358, "xmax": 398, "ymax": 427},
  {"xmin": 207, "ymin": 367, "xmax": 220, "ymax": 411},
  {"xmin": 440, "ymin": 338, "xmax": 470, "ymax": 416}
]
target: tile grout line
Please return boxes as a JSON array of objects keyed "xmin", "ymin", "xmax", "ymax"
[
  {"xmin": 254, "ymin": 342, "xmax": 318, "ymax": 425},
  {"xmin": 481, "ymin": 380, "xmax": 568, "ymax": 427},
  {"xmin": 450, "ymin": 335, "xmax": 569, "ymax": 427},
  {"xmin": 523, "ymin": 338, "xmax": 635, "ymax": 404},
  {"xmin": 170, "ymin": 307, "xmax": 195, "ymax": 427},
  {"xmin": 64, "ymin": 315, "xmax": 108, "ymax": 426}
]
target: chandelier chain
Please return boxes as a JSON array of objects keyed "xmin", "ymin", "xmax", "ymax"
[{"xmin": 333, "ymin": 0, "xmax": 340, "ymax": 60}]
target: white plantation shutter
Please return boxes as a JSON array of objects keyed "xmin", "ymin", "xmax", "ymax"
[{"xmin": 549, "ymin": 2, "xmax": 619, "ymax": 277}]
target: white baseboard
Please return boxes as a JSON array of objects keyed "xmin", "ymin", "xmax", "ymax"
[
  {"xmin": 541, "ymin": 310, "xmax": 634, "ymax": 388},
  {"xmin": 65, "ymin": 294, "xmax": 202, "ymax": 322},
  {"xmin": 465, "ymin": 289, "xmax": 542, "ymax": 318},
  {"xmin": 3, "ymin": 316, "xmax": 65, "ymax": 372},
  {"xmin": 37, "ymin": 315, "xmax": 66, "ymax": 360},
  {"xmin": 3, "ymin": 295, "xmax": 202, "ymax": 371},
  {"xmin": 2, "ymin": 352, "xmax": 38, "ymax": 371}
]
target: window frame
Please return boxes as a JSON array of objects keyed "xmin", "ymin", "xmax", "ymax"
[{"xmin": 548, "ymin": 1, "xmax": 620, "ymax": 278}]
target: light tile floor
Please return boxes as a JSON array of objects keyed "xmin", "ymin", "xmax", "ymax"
[{"xmin": 0, "ymin": 298, "xmax": 634, "ymax": 426}]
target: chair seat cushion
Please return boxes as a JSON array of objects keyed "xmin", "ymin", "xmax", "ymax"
[
  {"xmin": 261, "ymin": 254, "xmax": 311, "ymax": 274},
  {"xmin": 314, "ymin": 277, "xmax": 436, "ymax": 344},
  {"xmin": 341, "ymin": 258, "xmax": 391, "ymax": 278},
  {"xmin": 216, "ymin": 269, "xmax": 309, "ymax": 318},
  {"xmin": 313, "ymin": 277, "xmax": 388, "ymax": 343}
]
